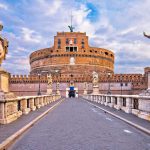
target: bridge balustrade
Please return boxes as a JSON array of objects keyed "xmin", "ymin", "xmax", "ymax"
[
  {"xmin": 83, "ymin": 94, "xmax": 150, "ymax": 121},
  {"xmin": 0, "ymin": 94, "xmax": 61, "ymax": 124}
]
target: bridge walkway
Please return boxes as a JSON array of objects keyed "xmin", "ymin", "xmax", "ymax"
[{"xmin": 8, "ymin": 98, "xmax": 150, "ymax": 150}]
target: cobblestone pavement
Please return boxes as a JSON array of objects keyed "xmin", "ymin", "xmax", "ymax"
[
  {"xmin": 0, "ymin": 100, "xmax": 61, "ymax": 143},
  {"xmin": 9, "ymin": 98, "xmax": 150, "ymax": 150}
]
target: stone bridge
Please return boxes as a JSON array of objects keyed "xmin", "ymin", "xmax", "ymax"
[{"xmin": 0, "ymin": 95, "xmax": 150, "ymax": 150}]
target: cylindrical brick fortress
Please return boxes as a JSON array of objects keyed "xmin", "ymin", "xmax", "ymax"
[{"xmin": 30, "ymin": 32, "xmax": 114, "ymax": 76}]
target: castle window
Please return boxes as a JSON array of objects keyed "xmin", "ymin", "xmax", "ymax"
[
  {"xmin": 58, "ymin": 45, "xmax": 61, "ymax": 49},
  {"xmin": 105, "ymin": 52, "xmax": 108, "ymax": 55},
  {"xmin": 90, "ymin": 50, "xmax": 92, "ymax": 53},
  {"xmin": 74, "ymin": 47, "xmax": 77, "ymax": 51},
  {"xmin": 58, "ymin": 39, "xmax": 61, "ymax": 44},
  {"xmin": 125, "ymin": 83, "xmax": 128, "ymax": 86},
  {"xmin": 95, "ymin": 51, "xmax": 97, "ymax": 53},
  {"xmin": 66, "ymin": 38, "xmax": 69, "ymax": 44},
  {"xmin": 74, "ymin": 38, "xmax": 77, "ymax": 44},
  {"xmin": 66, "ymin": 47, "xmax": 69, "ymax": 52},
  {"xmin": 66, "ymin": 46, "xmax": 78, "ymax": 52},
  {"xmin": 58, "ymin": 39, "xmax": 61, "ymax": 49},
  {"xmin": 81, "ymin": 39, "xmax": 84, "ymax": 48}
]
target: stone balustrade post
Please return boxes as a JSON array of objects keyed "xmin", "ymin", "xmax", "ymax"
[
  {"xmin": 97, "ymin": 95, "xmax": 100, "ymax": 103},
  {"xmin": 20, "ymin": 99, "xmax": 30, "ymax": 114},
  {"xmin": 0, "ymin": 103, "xmax": 5, "ymax": 124},
  {"xmin": 116, "ymin": 97, "xmax": 122, "ymax": 110},
  {"xmin": 125, "ymin": 97, "xmax": 132, "ymax": 113},
  {"xmin": 29, "ymin": 98, "xmax": 36, "ymax": 111},
  {"xmin": 90, "ymin": 95, "xmax": 92, "ymax": 101},
  {"xmin": 39, "ymin": 97, "xmax": 44, "ymax": 107},
  {"xmin": 100, "ymin": 96, "xmax": 102, "ymax": 103},
  {"xmin": 45, "ymin": 96, "xmax": 48, "ymax": 105},
  {"xmin": 49, "ymin": 96, "xmax": 52, "ymax": 103},
  {"xmin": 35, "ymin": 97, "xmax": 41, "ymax": 109},
  {"xmin": 53, "ymin": 95, "xmax": 55, "ymax": 102},
  {"xmin": 105, "ymin": 96, "xmax": 110, "ymax": 106},
  {"xmin": 101, "ymin": 96, "xmax": 104, "ymax": 104},
  {"xmin": 109, "ymin": 96, "xmax": 115, "ymax": 108},
  {"xmin": 45, "ymin": 96, "xmax": 48, "ymax": 104}
]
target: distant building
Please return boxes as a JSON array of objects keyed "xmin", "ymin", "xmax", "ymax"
[
  {"xmin": 29, "ymin": 32, "xmax": 114, "ymax": 76},
  {"xmin": 9, "ymin": 30, "xmax": 150, "ymax": 96}
]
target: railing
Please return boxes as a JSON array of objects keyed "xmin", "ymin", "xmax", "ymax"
[
  {"xmin": 0, "ymin": 94, "xmax": 61, "ymax": 124},
  {"xmin": 82, "ymin": 94, "xmax": 150, "ymax": 121}
]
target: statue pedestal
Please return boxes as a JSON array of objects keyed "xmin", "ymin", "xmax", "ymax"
[
  {"xmin": 92, "ymin": 85, "xmax": 99, "ymax": 95},
  {"xmin": 56, "ymin": 90, "xmax": 60, "ymax": 95},
  {"xmin": 47, "ymin": 88, "xmax": 52, "ymax": 95},
  {"xmin": 0, "ymin": 68, "xmax": 10, "ymax": 93},
  {"xmin": 83, "ymin": 89, "xmax": 87, "ymax": 95}
]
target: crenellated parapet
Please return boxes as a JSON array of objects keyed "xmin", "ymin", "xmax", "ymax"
[{"xmin": 10, "ymin": 73, "xmax": 146, "ymax": 86}]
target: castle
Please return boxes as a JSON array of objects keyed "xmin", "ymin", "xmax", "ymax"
[{"xmin": 9, "ymin": 29, "xmax": 150, "ymax": 96}]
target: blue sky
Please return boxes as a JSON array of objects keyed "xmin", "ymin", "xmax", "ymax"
[{"xmin": 0, "ymin": 0, "xmax": 150, "ymax": 75}]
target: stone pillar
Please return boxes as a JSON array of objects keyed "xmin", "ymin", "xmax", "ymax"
[
  {"xmin": 148, "ymin": 72, "xmax": 150, "ymax": 90},
  {"xmin": 125, "ymin": 97, "xmax": 132, "ymax": 113},
  {"xmin": 29, "ymin": 98, "xmax": 36, "ymax": 111},
  {"xmin": 35, "ymin": 97, "xmax": 41, "ymax": 109},
  {"xmin": 43, "ymin": 97, "xmax": 47, "ymax": 105},
  {"xmin": 109, "ymin": 96, "xmax": 115, "ymax": 108},
  {"xmin": 20, "ymin": 99, "xmax": 30, "ymax": 115},
  {"xmin": 101, "ymin": 96, "xmax": 104, "ymax": 104},
  {"xmin": 116, "ymin": 97, "xmax": 122, "ymax": 110},
  {"xmin": 105, "ymin": 96, "xmax": 110, "ymax": 106},
  {"xmin": 0, "ymin": 69, "xmax": 9, "ymax": 93},
  {"xmin": 0, "ymin": 101, "xmax": 21, "ymax": 124},
  {"xmin": 39, "ymin": 97, "xmax": 44, "ymax": 107},
  {"xmin": 92, "ymin": 86, "xmax": 99, "ymax": 95},
  {"xmin": 0, "ymin": 102, "xmax": 5, "ymax": 123}
]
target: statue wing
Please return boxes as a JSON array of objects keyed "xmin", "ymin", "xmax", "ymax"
[{"xmin": 143, "ymin": 32, "xmax": 150, "ymax": 39}]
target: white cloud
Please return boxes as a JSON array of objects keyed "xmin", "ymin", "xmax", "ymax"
[
  {"xmin": 0, "ymin": 3, "xmax": 8, "ymax": 10},
  {"xmin": 21, "ymin": 27, "xmax": 42, "ymax": 43},
  {"xmin": 45, "ymin": 0, "xmax": 62, "ymax": 16},
  {"xmin": 1, "ymin": 0, "xmax": 150, "ymax": 74}
]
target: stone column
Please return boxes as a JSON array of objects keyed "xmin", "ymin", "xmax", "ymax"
[
  {"xmin": 0, "ymin": 102, "xmax": 5, "ymax": 123},
  {"xmin": 125, "ymin": 97, "xmax": 132, "ymax": 113},
  {"xmin": 20, "ymin": 99, "xmax": 30, "ymax": 114},
  {"xmin": 101, "ymin": 96, "xmax": 104, "ymax": 104},
  {"xmin": 105, "ymin": 96, "xmax": 110, "ymax": 106},
  {"xmin": 43, "ymin": 97, "xmax": 47, "ymax": 105},
  {"xmin": 39, "ymin": 97, "xmax": 44, "ymax": 107},
  {"xmin": 29, "ymin": 98, "xmax": 36, "ymax": 111},
  {"xmin": 116, "ymin": 97, "xmax": 122, "ymax": 110},
  {"xmin": 35, "ymin": 97, "xmax": 41, "ymax": 109},
  {"xmin": 109, "ymin": 96, "xmax": 115, "ymax": 108},
  {"xmin": 148, "ymin": 72, "xmax": 150, "ymax": 90}
]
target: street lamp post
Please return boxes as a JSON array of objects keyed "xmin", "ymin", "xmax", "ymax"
[
  {"xmin": 107, "ymin": 73, "xmax": 111, "ymax": 94},
  {"xmin": 54, "ymin": 69, "xmax": 60, "ymax": 95},
  {"xmin": 37, "ymin": 73, "xmax": 41, "ymax": 95}
]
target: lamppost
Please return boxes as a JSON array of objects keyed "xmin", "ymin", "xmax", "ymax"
[
  {"xmin": 107, "ymin": 73, "xmax": 111, "ymax": 94},
  {"xmin": 37, "ymin": 73, "xmax": 41, "ymax": 95},
  {"xmin": 120, "ymin": 74, "xmax": 123, "ymax": 95},
  {"xmin": 54, "ymin": 69, "xmax": 61, "ymax": 95}
]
